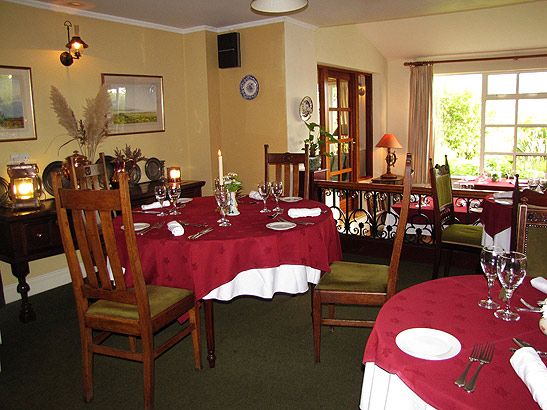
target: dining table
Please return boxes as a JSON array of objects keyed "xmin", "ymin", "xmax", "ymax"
[
  {"xmin": 481, "ymin": 194, "xmax": 513, "ymax": 251},
  {"xmin": 113, "ymin": 195, "xmax": 343, "ymax": 367},
  {"xmin": 360, "ymin": 274, "xmax": 546, "ymax": 409},
  {"xmin": 456, "ymin": 176, "xmax": 524, "ymax": 192}
]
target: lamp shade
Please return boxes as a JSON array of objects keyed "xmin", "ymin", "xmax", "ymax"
[
  {"xmin": 251, "ymin": 0, "xmax": 308, "ymax": 14},
  {"xmin": 376, "ymin": 134, "xmax": 402, "ymax": 149}
]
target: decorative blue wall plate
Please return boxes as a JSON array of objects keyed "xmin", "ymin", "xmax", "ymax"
[{"xmin": 239, "ymin": 75, "xmax": 259, "ymax": 100}]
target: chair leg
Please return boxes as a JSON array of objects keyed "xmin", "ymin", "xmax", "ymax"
[
  {"xmin": 142, "ymin": 335, "xmax": 155, "ymax": 410},
  {"xmin": 444, "ymin": 249, "xmax": 453, "ymax": 277},
  {"xmin": 328, "ymin": 303, "xmax": 335, "ymax": 333},
  {"xmin": 312, "ymin": 288, "xmax": 322, "ymax": 364},
  {"xmin": 433, "ymin": 247, "xmax": 442, "ymax": 280},
  {"xmin": 81, "ymin": 328, "xmax": 94, "ymax": 403},
  {"xmin": 189, "ymin": 305, "xmax": 203, "ymax": 370}
]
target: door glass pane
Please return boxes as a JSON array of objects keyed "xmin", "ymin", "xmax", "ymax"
[
  {"xmin": 339, "ymin": 80, "xmax": 349, "ymax": 109},
  {"xmin": 327, "ymin": 77, "xmax": 337, "ymax": 109},
  {"xmin": 484, "ymin": 155, "xmax": 514, "ymax": 177},
  {"xmin": 485, "ymin": 127, "xmax": 513, "ymax": 152},
  {"xmin": 329, "ymin": 143, "xmax": 339, "ymax": 172},
  {"xmin": 517, "ymin": 127, "xmax": 547, "ymax": 154},
  {"xmin": 485, "ymin": 100, "xmax": 515, "ymax": 125},
  {"xmin": 518, "ymin": 99, "xmax": 547, "ymax": 124},
  {"xmin": 337, "ymin": 111, "xmax": 349, "ymax": 137},
  {"xmin": 515, "ymin": 155, "xmax": 547, "ymax": 178},
  {"xmin": 341, "ymin": 142, "xmax": 351, "ymax": 170},
  {"xmin": 487, "ymin": 73, "xmax": 516, "ymax": 95},
  {"xmin": 328, "ymin": 111, "xmax": 339, "ymax": 140},
  {"xmin": 519, "ymin": 72, "xmax": 547, "ymax": 93}
]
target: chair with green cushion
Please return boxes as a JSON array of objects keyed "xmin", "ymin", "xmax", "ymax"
[
  {"xmin": 52, "ymin": 171, "xmax": 201, "ymax": 410},
  {"xmin": 429, "ymin": 156, "xmax": 483, "ymax": 279},
  {"xmin": 511, "ymin": 183, "xmax": 547, "ymax": 251},
  {"xmin": 516, "ymin": 203, "xmax": 547, "ymax": 278},
  {"xmin": 312, "ymin": 153, "xmax": 413, "ymax": 363}
]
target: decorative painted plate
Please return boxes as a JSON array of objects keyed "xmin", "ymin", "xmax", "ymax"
[
  {"xmin": 42, "ymin": 161, "xmax": 71, "ymax": 196},
  {"xmin": 96, "ymin": 155, "xmax": 115, "ymax": 188},
  {"xmin": 239, "ymin": 75, "xmax": 259, "ymax": 100},
  {"xmin": 299, "ymin": 96, "xmax": 313, "ymax": 121},
  {"xmin": 0, "ymin": 176, "xmax": 9, "ymax": 206},
  {"xmin": 131, "ymin": 164, "xmax": 142, "ymax": 184},
  {"xmin": 145, "ymin": 157, "xmax": 163, "ymax": 181}
]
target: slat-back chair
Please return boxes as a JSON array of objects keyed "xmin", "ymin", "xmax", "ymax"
[
  {"xmin": 69, "ymin": 152, "xmax": 110, "ymax": 190},
  {"xmin": 52, "ymin": 171, "xmax": 201, "ymax": 410},
  {"xmin": 511, "ymin": 181, "xmax": 547, "ymax": 250},
  {"xmin": 264, "ymin": 144, "xmax": 309, "ymax": 199},
  {"xmin": 429, "ymin": 156, "xmax": 483, "ymax": 279},
  {"xmin": 312, "ymin": 153, "xmax": 413, "ymax": 363},
  {"xmin": 516, "ymin": 202, "xmax": 547, "ymax": 278}
]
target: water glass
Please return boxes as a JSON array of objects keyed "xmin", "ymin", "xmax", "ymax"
[
  {"xmin": 214, "ymin": 185, "xmax": 231, "ymax": 226},
  {"xmin": 478, "ymin": 246, "xmax": 502, "ymax": 309},
  {"xmin": 494, "ymin": 251, "xmax": 527, "ymax": 321},
  {"xmin": 154, "ymin": 184, "xmax": 168, "ymax": 216},
  {"xmin": 258, "ymin": 181, "xmax": 271, "ymax": 213},
  {"xmin": 271, "ymin": 180, "xmax": 283, "ymax": 212},
  {"xmin": 168, "ymin": 183, "xmax": 182, "ymax": 215}
]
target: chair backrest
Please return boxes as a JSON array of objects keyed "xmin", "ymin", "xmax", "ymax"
[
  {"xmin": 264, "ymin": 144, "xmax": 309, "ymax": 199},
  {"xmin": 70, "ymin": 152, "xmax": 109, "ymax": 190},
  {"xmin": 429, "ymin": 155, "xmax": 456, "ymax": 241},
  {"xmin": 52, "ymin": 171, "xmax": 152, "ymax": 321},
  {"xmin": 386, "ymin": 152, "xmax": 413, "ymax": 298},
  {"xmin": 516, "ymin": 203, "xmax": 547, "ymax": 278},
  {"xmin": 511, "ymin": 180, "xmax": 547, "ymax": 250}
]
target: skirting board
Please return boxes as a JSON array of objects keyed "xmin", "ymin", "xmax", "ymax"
[{"xmin": 3, "ymin": 267, "xmax": 72, "ymax": 305}]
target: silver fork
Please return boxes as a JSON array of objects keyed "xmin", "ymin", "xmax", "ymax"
[
  {"xmin": 137, "ymin": 221, "xmax": 164, "ymax": 235},
  {"xmin": 277, "ymin": 216, "xmax": 314, "ymax": 226},
  {"xmin": 178, "ymin": 220, "xmax": 208, "ymax": 227},
  {"xmin": 455, "ymin": 344, "xmax": 480, "ymax": 387},
  {"xmin": 464, "ymin": 343, "xmax": 495, "ymax": 393}
]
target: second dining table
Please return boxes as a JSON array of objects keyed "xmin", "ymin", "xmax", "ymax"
[{"xmin": 114, "ymin": 195, "xmax": 343, "ymax": 367}]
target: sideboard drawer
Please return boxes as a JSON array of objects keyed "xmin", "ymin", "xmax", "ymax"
[{"xmin": 25, "ymin": 220, "xmax": 62, "ymax": 253}]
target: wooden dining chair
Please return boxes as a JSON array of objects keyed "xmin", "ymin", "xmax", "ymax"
[
  {"xmin": 516, "ymin": 202, "xmax": 547, "ymax": 278},
  {"xmin": 429, "ymin": 156, "xmax": 483, "ymax": 279},
  {"xmin": 52, "ymin": 171, "xmax": 201, "ymax": 410},
  {"xmin": 312, "ymin": 153, "xmax": 413, "ymax": 363},
  {"xmin": 69, "ymin": 152, "xmax": 110, "ymax": 190},
  {"xmin": 511, "ymin": 180, "xmax": 547, "ymax": 250},
  {"xmin": 264, "ymin": 144, "xmax": 309, "ymax": 199}
]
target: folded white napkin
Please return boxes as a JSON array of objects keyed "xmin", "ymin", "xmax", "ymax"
[
  {"xmin": 167, "ymin": 221, "xmax": 184, "ymax": 237},
  {"xmin": 493, "ymin": 192, "xmax": 512, "ymax": 199},
  {"xmin": 531, "ymin": 277, "xmax": 547, "ymax": 294},
  {"xmin": 249, "ymin": 190, "xmax": 262, "ymax": 200},
  {"xmin": 288, "ymin": 208, "xmax": 321, "ymax": 218},
  {"xmin": 142, "ymin": 200, "xmax": 170, "ymax": 210},
  {"xmin": 510, "ymin": 347, "xmax": 547, "ymax": 409}
]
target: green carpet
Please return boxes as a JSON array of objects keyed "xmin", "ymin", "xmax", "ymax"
[{"xmin": 0, "ymin": 255, "xmax": 475, "ymax": 409}]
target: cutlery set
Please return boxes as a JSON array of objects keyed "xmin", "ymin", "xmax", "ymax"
[
  {"xmin": 137, "ymin": 221, "xmax": 164, "ymax": 235},
  {"xmin": 454, "ymin": 343, "xmax": 495, "ymax": 393},
  {"xmin": 133, "ymin": 219, "xmax": 212, "ymax": 239},
  {"xmin": 188, "ymin": 227, "xmax": 213, "ymax": 240}
]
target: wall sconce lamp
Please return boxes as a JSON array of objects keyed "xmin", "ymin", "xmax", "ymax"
[
  {"xmin": 7, "ymin": 163, "xmax": 42, "ymax": 209},
  {"xmin": 167, "ymin": 167, "xmax": 182, "ymax": 184},
  {"xmin": 358, "ymin": 75, "xmax": 366, "ymax": 96},
  {"xmin": 376, "ymin": 134, "xmax": 402, "ymax": 179},
  {"xmin": 60, "ymin": 20, "xmax": 88, "ymax": 67}
]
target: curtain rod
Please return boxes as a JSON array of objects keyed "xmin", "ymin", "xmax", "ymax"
[{"xmin": 403, "ymin": 53, "xmax": 547, "ymax": 67}]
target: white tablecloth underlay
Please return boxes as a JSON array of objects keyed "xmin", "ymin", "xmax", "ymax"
[{"xmin": 482, "ymin": 227, "xmax": 511, "ymax": 252}]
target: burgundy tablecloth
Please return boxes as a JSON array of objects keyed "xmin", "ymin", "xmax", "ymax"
[
  {"xmin": 393, "ymin": 199, "xmax": 481, "ymax": 224},
  {"xmin": 480, "ymin": 195, "xmax": 513, "ymax": 237},
  {"xmin": 363, "ymin": 275, "xmax": 546, "ymax": 409},
  {"xmin": 457, "ymin": 177, "xmax": 522, "ymax": 191},
  {"xmin": 114, "ymin": 196, "xmax": 342, "ymax": 300}
]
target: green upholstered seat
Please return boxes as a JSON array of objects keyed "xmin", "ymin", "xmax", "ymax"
[
  {"xmin": 316, "ymin": 261, "xmax": 389, "ymax": 293},
  {"xmin": 442, "ymin": 224, "xmax": 483, "ymax": 247},
  {"xmin": 525, "ymin": 225, "xmax": 547, "ymax": 278},
  {"xmin": 87, "ymin": 285, "xmax": 193, "ymax": 320}
]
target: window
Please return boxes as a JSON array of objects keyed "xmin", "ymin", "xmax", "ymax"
[{"xmin": 433, "ymin": 70, "xmax": 547, "ymax": 178}]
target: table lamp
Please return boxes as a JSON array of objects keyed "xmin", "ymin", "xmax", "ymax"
[
  {"xmin": 7, "ymin": 163, "xmax": 42, "ymax": 209},
  {"xmin": 167, "ymin": 167, "xmax": 181, "ymax": 184},
  {"xmin": 376, "ymin": 134, "xmax": 402, "ymax": 179}
]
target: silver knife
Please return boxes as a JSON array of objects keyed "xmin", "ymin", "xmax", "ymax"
[
  {"xmin": 188, "ymin": 227, "xmax": 213, "ymax": 240},
  {"xmin": 510, "ymin": 347, "xmax": 547, "ymax": 358},
  {"xmin": 513, "ymin": 338, "xmax": 547, "ymax": 355}
]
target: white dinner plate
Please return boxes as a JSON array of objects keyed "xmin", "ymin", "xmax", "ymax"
[
  {"xmin": 177, "ymin": 198, "xmax": 193, "ymax": 204},
  {"xmin": 395, "ymin": 328, "xmax": 461, "ymax": 360},
  {"xmin": 121, "ymin": 223, "xmax": 150, "ymax": 232},
  {"xmin": 495, "ymin": 199, "xmax": 513, "ymax": 205},
  {"xmin": 280, "ymin": 196, "xmax": 303, "ymax": 203},
  {"xmin": 266, "ymin": 221, "xmax": 297, "ymax": 231}
]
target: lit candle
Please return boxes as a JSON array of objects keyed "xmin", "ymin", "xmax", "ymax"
[
  {"xmin": 218, "ymin": 149, "xmax": 224, "ymax": 185},
  {"xmin": 168, "ymin": 167, "xmax": 181, "ymax": 182}
]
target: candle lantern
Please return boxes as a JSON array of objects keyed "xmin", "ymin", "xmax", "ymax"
[
  {"xmin": 7, "ymin": 163, "xmax": 42, "ymax": 209},
  {"xmin": 167, "ymin": 167, "xmax": 181, "ymax": 184}
]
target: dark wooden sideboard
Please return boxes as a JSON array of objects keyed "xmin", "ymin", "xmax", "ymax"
[{"xmin": 0, "ymin": 180, "xmax": 205, "ymax": 322}]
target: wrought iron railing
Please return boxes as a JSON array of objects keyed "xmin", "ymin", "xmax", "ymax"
[{"xmin": 314, "ymin": 180, "xmax": 491, "ymax": 246}]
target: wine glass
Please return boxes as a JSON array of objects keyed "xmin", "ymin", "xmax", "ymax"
[
  {"xmin": 494, "ymin": 251, "xmax": 527, "ymax": 321},
  {"xmin": 258, "ymin": 181, "xmax": 271, "ymax": 213},
  {"xmin": 214, "ymin": 185, "xmax": 231, "ymax": 226},
  {"xmin": 271, "ymin": 180, "xmax": 283, "ymax": 212},
  {"xmin": 478, "ymin": 246, "xmax": 502, "ymax": 309},
  {"xmin": 168, "ymin": 183, "xmax": 182, "ymax": 215},
  {"xmin": 154, "ymin": 184, "xmax": 168, "ymax": 216}
]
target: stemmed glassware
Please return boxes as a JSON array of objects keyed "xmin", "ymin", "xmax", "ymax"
[
  {"xmin": 494, "ymin": 251, "xmax": 527, "ymax": 321},
  {"xmin": 478, "ymin": 246, "xmax": 502, "ymax": 309},
  {"xmin": 258, "ymin": 181, "xmax": 271, "ymax": 213},
  {"xmin": 271, "ymin": 180, "xmax": 283, "ymax": 213},
  {"xmin": 168, "ymin": 183, "xmax": 182, "ymax": 215},
  {"xmin": 154, "ymin": 184, "xmax": 168, "ymax": 216},
  {"xmin": 214, "ymin": 184, "xmax": 231, "ymax": 226}
]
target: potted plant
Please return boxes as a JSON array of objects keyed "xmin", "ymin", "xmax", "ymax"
[{"xmin": 302, "ymin": 122, "xmax": 337, "ymax": 170}]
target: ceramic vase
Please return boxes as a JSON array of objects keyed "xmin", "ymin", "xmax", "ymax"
[
  {"xmin": 540, "ymin": 317, "xmax": 547, "ymax": 335},
  {"xmin": 227, "ymin": 191, "xmax": 240, "ymax": 215}
]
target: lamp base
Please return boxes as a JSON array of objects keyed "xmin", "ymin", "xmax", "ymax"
[{"xmin": 379, "ymin": 172, "xmax": 398, "ymax": 179}]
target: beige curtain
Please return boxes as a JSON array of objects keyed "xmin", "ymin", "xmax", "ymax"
[{"xmin": 408, "ymin": 64, "xmax": 433, "ymax": 184}]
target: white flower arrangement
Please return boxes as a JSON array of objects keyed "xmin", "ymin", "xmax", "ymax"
[
  {"xmin": 541, "ymin": 300, "xmax": 547, "ymax": 319},
  {"xmin": 224, "ymin": 172, "xmax": 242, "ymax": 192}
]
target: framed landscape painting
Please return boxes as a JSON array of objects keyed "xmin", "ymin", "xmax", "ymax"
[
  {"xmin": 0, "ymin": 65, "xmax": 37, "ymax": 142},
  {"xmin": 101, "ymin": 74, "xmax": 165, "ymax": 135}
]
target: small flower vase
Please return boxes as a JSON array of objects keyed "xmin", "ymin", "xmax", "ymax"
[
  {"xmin": 540, "ymin": 317, "xmax": 547, "ymax": 335},
  {"xmin": 227, "ymin": 191, "xmax": 240, "ymax": 216}
]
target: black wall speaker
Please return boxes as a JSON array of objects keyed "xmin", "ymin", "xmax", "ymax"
[{"xmin": 218, "ymin": 32, "xmax": 241, "ymax": 69}]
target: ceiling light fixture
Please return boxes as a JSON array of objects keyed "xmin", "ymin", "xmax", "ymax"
[
  {"xmin": 60, "ymin": 20, "xmax": 88, "ymax": 67},
  {"xmin": 250, "ymin": 0, "xmax": 308, "ymax": 14}
]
